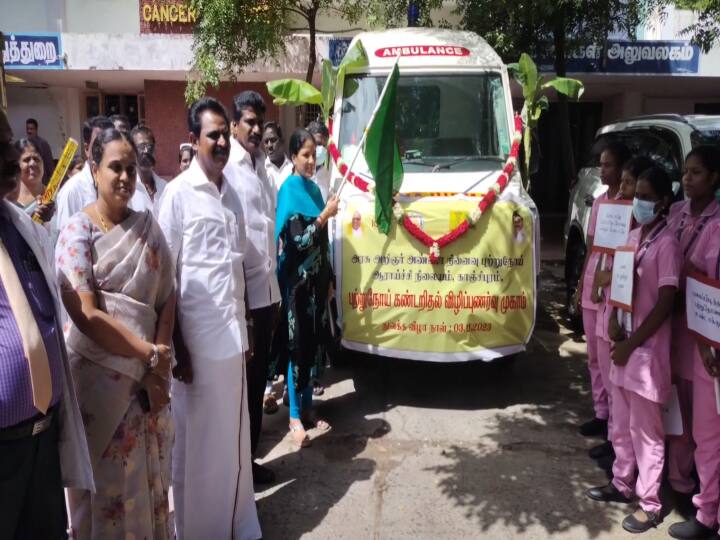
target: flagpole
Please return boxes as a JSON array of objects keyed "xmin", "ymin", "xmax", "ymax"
[{"xmin": 334, "ymin": 54, "xmax": 401, "ymax": 198}]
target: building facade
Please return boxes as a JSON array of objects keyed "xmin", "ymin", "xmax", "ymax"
[{"xmin": 2, "ymin": 1, "xmax": 719, "ymax": 181}]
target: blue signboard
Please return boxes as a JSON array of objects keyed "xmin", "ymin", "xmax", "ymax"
[
  {"xmin": 539, "ymin": 40, "xmax": 700, "ymax": 74},
  {"xmin": 329, "ymin": 38, "xmax": 352, "ymax": 67},
  {"xmin": 2, "ymin": 33, "xmax": 64, "ymax": 70}
]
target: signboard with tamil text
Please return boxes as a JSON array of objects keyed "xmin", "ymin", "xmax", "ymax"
[
  {"xmin": 538, "ymin": 40, "xmax": 701, "ymax": 75},
  {"xmin": 338, "ymin": 198, "xmax": 536, "ymax": 361},
  {"xmin": 686, "ymin": 271, "xmax": 720, "ymax": 349},
  {"xmin": 592, "ymin": 200, "xmax": 634, "ymax": 254},
  {"xmin": 2, "ymin": 33, "xmax": 63, "ymax": 70}
]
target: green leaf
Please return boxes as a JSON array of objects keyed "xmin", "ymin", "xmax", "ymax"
[
  {"xmin": 266, "ymin": 79, "xmax": 323, "ymax": 107},
  {"xmin": 321, "ymin": 59, "xmax": 337, "ymax": 122},
  {"xmin": 542, "ymin": 77, "xmax": 585, "ymax": 100},
  {"xmin": 518, "ymin": 53, "xmax": 538, "ymax": 102},
  {"xmin": 337, "ymin": 40, "xmax": 368, "ymax": 80}
]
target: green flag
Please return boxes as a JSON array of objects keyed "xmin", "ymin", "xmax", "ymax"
[{"xmin": 364, "ymin": 63, "xmax": 403, "ymax": 235}]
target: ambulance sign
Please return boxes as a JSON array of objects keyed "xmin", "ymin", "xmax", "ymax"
[{"xmin": 375, "ymin": 45, "xmax": 471, "ymax": 58}]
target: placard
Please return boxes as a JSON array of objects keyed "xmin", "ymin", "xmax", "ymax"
[
  {"xmin": 609, "ymin": 246, "xmax": 635, "ymax": 311},
  {"xmin": 686, "ymin": 271, "xmax": 720, "ymax": 349},
  {"xmin": 592, "ymin": 200, "xmax": 634, "ymax": 254}
]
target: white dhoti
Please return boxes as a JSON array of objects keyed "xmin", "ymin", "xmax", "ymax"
[{"xmin": 171, "ymin": 354, "xmax": 261, "ymax": 540}]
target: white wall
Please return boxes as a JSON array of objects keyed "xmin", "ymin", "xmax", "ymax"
[
  {"xmin": 7, "ymin": 85, "xmax": 81, "ymax": 157},
  {"xmin": 64, "ymin": 0, "xmax": 139, "ymax": 33},
  {"xmin": 0, "ymin": 0, "xmax": 64, "ymax": 32}
]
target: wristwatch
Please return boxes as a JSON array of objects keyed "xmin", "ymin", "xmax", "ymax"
[{"xmin": 149, "ymin": 344, "xmax": 159, "ymax": 369}]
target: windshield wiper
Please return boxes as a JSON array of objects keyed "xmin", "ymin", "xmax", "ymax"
[{"xmin": 436, "ymin": 156, "xmax": 505, "ymax": 170}]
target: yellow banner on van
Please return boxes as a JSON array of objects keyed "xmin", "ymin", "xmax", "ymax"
[{"xmin": 340, "ymin": 198, "xmax": 535, "ymax": 355}]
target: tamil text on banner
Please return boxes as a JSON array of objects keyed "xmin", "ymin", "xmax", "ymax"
[
  {"xmin": 592, "ymin": 200, "xmax": 633, "ymax": 254},
  {"xmin": 686, "ymin": 271, "xmax": 720, "ymax": 349},
  {"xmin": 609, "ymin": 246, "xmax": 635, "ymax": 311},
  {"xmin": 2, "ymin": 33, "xmax": 63, "ymax": 70},
  {"xmin": 339, "ymin": 197, "xmax": 535, "ymax": 360}
]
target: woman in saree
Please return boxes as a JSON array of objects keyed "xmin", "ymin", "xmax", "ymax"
[
  {"xmin": 6, "ymin": 138, "xmax": 55, "ymax": 223},
  {"xmin": 274, "ymin": 128, "xmax": 339, "ymax": 447},
  {"xmin": 56, "ymin": 127, "xmax": 176, "ymax": 539}
]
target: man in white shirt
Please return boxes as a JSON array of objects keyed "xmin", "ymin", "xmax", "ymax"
[
  {"xmin": 54, "ymin": 115, "xmax": 114, "ymax": 233},
  {"xmin": 307, "ymin": 120, "xmax": 331, "ymax": 200},
  {"xmin": 262, "ymin": 121, "xmax": 293, "ymax": 191},
  {"xmin": 225, "ymin": 91, "xmax": 281, "ymax": 485},
  {"xmin": 129, "ymin": 125, "xmax": 166, "ymax": 216},
  {"xmin": 157, "ymin": 97, "xmax": 261, "ymax": 540}
]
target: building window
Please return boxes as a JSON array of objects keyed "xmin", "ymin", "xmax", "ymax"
[{"xmin": 296, "ymin": 104, "xmax": 322, "ymax": 129}]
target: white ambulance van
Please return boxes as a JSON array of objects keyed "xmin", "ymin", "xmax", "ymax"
[{"xmin": 329, "ymin": 28, "xmax": 539, "ymax": 363}]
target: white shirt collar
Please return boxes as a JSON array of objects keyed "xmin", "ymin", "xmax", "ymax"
[{"xmin": 230, "ymin": 137, "xmax": 264, "ymax": 171}]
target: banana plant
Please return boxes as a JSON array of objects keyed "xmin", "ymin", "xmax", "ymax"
[
  {"xmin": 266, "ymin": 40, "xmax": 368, "ymax": 123},
  {"xmin": 508, "ymin": 53, "xmax": 584, "ymax": 186}
]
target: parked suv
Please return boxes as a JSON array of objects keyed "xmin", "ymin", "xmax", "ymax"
[{"xmin": 563, "ymin": 114, "xmax": 720, "ymax": 321}]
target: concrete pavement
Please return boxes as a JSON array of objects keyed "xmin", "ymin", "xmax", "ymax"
[{"xmin": 254, "ymin": 261, "xmax": 688, "ymax": 539}]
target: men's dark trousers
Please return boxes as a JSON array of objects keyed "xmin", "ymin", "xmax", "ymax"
[
  {"xmin": 0, "ymin": 412, "xmax": 67, "ymax": 539},
  {"xmin": 248, "ymin": 302, "xmax": 279, "ymax": 456}
]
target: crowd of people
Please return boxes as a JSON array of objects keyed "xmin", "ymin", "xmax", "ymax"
[
  {"xmin": 575, "ymin": 141, "xmax": 720, "ymax": 537},
  {"xmin": 0, "ymin": 90, "xmax": 340, "ymax": 539}
]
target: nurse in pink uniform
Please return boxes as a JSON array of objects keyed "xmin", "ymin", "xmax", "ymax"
[
  {"xmin": 666, "ymin": 146, "xmax": 720, "ymax": 517},
  {"xmin": 668, "ymin": 149, "xmax": 720, "ymax": 540},
  {"xmin": 576, "ymin": 142, "xmax": 630, "ymax": 443},
  {"xmin": 587, "ymin": 166, "xmax": 678, "ymax": 534},
  {"xmin": 590, "ymin": 156, "xmax": 651, "ymax": 460}
]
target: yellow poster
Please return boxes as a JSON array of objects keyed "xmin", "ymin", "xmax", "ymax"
[{"xmin": 340, "ymin": 198, "xmax": 535, "ymax": 357}]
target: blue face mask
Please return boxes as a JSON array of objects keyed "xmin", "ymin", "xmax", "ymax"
[
  {"xmin": 632, "ymin": 197, "xmax": 658, "ymax": 225},
  {"xmin": 315, "ymin": 145, "xmax": 327, "ymax": 168}
]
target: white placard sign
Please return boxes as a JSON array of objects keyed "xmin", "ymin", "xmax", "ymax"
[
  {"xmin": 593, "ymin": 201, "xmax": 634, "ymax": 254},
  {"xmin": 609, "ymin": 246, "xmax": 635, "ymax": 311},
  {"xmin": 686, "ymin": 272, "xmax": 720, "ymax": 349}
]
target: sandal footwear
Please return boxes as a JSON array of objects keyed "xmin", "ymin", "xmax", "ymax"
[
  {"xmin": 289, "ymin": 422, "xmax": 311, "ymax": 448},
  {"xmin": 302, "ymin": 414, "xmax": 332, "ymax": 432},
  {"xmin": 263, "ymin": 394, "xmax": 279, "ymax": 414}
]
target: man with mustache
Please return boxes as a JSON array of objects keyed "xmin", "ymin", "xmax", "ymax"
[
  {"xmin": 224, "ymin": 90, "xmax": 280, "ymax": 486},
  {"xmin": 129, "ymin": 125, "xmax": 166, "ymax": 216},
  {"xmin": 158, "ymin": 96, "xmax": 261, "ymax": 540}
]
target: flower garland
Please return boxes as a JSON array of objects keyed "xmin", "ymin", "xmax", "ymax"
[{"xmin": 327, "ymin": 114, "xmax": 523, "ymax": 264}]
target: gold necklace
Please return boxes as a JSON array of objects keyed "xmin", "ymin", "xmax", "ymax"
[{"xmin": 94, "ymin": 208, "xmax": 110, "ymax": 232}]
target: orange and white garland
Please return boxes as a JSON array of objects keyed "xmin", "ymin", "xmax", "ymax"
[{"xmin": 327, "ymin": 114, "xmax": 523, "ymax": 264}]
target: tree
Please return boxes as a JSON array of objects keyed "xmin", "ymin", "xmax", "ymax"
[
  {"xmin": 508, "ymin": 53, "xmax": 584, "ymax": 189},
  {"xmin": 454, "ymin": 0, "xmax": 653, "ymax": 191},
  {"xmin": 663, "ymin": 0, "xmax": 720, "ymax": 52},
  {"xmin": 185, "ymin": 0, "xmax": 367, "ymax": 102}
]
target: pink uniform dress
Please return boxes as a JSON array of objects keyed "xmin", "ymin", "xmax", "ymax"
[
  {"xmin": 688, "ymin": 219, "xmax": 720, "ymax": 529},
  {"xmin": 610, "ymin": 221, "xmax": 680, "ymax": 514},
  {"xmin": 666, "ymin": 199, "xmax": 720, "ymax": 495},
  {"xmin": 582, "ymin": 191, "xmax": 620, "ymax": 422},
  {"xmin": 595, "ymin": 213, "xmax": 636, "ymax": 444}
]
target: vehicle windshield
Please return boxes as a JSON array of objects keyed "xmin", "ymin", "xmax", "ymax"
[
  {"xmin": 691, "ymin": 128, "xmax": 720, "ymax": 147},
  {"xmin": 338, "ymin": 73, "xmax": 510, "ymax": 174}
]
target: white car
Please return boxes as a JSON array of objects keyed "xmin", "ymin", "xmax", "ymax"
[{"xmin": 563, "ymin": 114, "xmax": 720, "ymax": 321}]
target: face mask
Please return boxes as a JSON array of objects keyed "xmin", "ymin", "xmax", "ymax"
[
  {"xmin": 632, "ymin": 197, "xmax": 658, "ymax": 225},
  {"xmin": 315, "ymin": 145, "xmax": 327, "ymax": 167}
]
